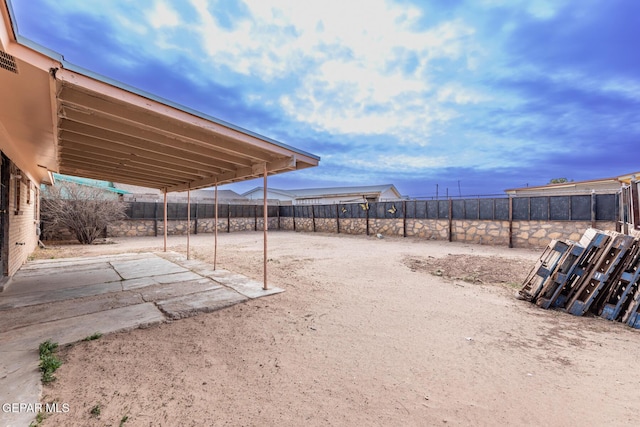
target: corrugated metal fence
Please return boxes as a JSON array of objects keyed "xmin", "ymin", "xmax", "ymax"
[{"xmin": 125, "ymin": 194, "xmax": 619, "ymax": 222}]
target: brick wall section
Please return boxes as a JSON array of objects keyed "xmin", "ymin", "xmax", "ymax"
[
  {"xmin": 8, "ymin": 174, "xmax": 39, "ymax": 276},
  {"xmin": 49, "ymin": 216, "xmax": 620, "ymax": 250}
]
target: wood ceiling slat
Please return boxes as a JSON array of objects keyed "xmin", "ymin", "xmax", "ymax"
[
  {"xmin": 167, "ymin": 156, "xmax": 297, "ymax": 192},
  {"xmin": 59, "ymin": 136, "xmax": 221, "ymax": 176},
  {"xmin": 59, "ymin": 156, "xmax": 184, "ymax": 183},
  {"xmin": 58, "ymin": 85, "xmax": 298, "ymax": 161},
  {"xmin": 60, "ymin": 146, "xmax": 208, "ymax": 180},
  {"xmin": 59, "ymin": 121, "xmax": 241, "ymax": 171},
  {"xmin": 59, "ymin": 109, "xmax": 259, "ymax": 167},
  {"xmin": 59, "ymin": 160, "xmax": 183, "ymax": 187},
  {"xmin": 59, "ymin": 98, "xmax": 274, "ymax": 163}
]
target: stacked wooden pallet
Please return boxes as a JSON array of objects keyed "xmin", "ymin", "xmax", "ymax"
[{"xmin": 519, "ymin": 228, "xmax": 640, "ymax": 328}]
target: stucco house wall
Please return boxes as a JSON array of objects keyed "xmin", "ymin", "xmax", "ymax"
[{"xmin": 5, "ymin": 158, "xmax": 39, "ymax": 276}]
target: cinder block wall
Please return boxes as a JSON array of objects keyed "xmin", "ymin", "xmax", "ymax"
[{"xmin": 8, "ymin": 171, "xmax": 39, "ymax": 276}]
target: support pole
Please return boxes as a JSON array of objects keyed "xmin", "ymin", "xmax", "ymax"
[
  {"xmin": 631, "ymin": 177, "xmax": 640, "ymax": 230},
  {"xmin": 448, "ymin": 198, "xmax": 453, "ymax": 242},
  {"xmin": 154, "ymin": 201, "xmax": 158, "ymax": 237},
  {"xmin": 366, "ymin": 201, "xmax": 370, "ymax": 236},
  {"xmin": 508, "ymin": 196, "xmax": 514, "ymax": 248},
  {"xmin": 403, "ymin": 200, "xmax": 407, "ymax": 238},
  {"xmin": 214, "ymin": 180, "xmax": 218, "ymax": 270},
  {"xmin": 163, "ymin": 189, "xmax": 168, "ymax": 252},
  {"xmin": 263, "ymin": 163, "xmax": 268, "ymax": 290},
  {"xmin": 590, "ymin": 191, "xmax": 597, "ymax": 229},
  {"xmin": 187, "ymin": 188, "xmax": 191, "ymax": 260}
]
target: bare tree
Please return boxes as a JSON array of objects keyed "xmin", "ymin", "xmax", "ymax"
[{"xmin": 41, "ymin": 182, "xmax": 127, "ymax": 244}]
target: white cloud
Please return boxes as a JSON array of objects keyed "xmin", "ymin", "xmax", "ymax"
[
  {"xmin": 147, "ymin": 1, "xmax": 181, "ymax": 29},
  {"xmin": 479, "ymin": 0, "xmax": 568, "ymax": 19},
  {"xmin": 436, "ymin": 84, "xmax": 489, "ymax": 104},
  {"xmin": 182, "ymin": 0, "xmax": 481, "ymax": 145}
]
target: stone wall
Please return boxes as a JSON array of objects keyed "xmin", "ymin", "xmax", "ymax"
[
  {"xmin": 47, "ymin": 216, "xmax": 620, "ymax": 250},
  {"xmin": 282, "ymin": 217, "xmax": 617, "ymax": 248}
]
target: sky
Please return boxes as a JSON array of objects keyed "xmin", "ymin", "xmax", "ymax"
[{"xmin": 9, "ymin": 0, "xmax": 640, "ymax": 198}]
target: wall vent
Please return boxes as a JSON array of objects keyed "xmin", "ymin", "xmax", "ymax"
[{"xmin": 0, "ymin": 51, "xmax": 18, "ymax": 74}]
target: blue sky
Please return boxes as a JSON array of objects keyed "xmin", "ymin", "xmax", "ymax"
[{"xmin": 10, "ymin": 0, "xmax": 640, "ymax": 198}]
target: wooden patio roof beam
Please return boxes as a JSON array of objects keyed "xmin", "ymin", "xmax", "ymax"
[
  {"xmin": 59, "ymin": 159, "xmax": 184, "ymax": 186},
  {"xmin": 58, "ymin": 92, "xmax": 274, "ymax": 163},
  {"xmin": 54, "ymin": 74, "xmax": 314, "ymax": 162},
  {"xmin": 59, "ymin": 121, "xmax": 242, "ymax": 171},
  {"xmin": 59, "ymin": 137, "xmax": 225, "ymax": 176},
  {"xmin": 166, "ymin": 156, "xmax": 297, "ymax": 192},
  {"xmin": 59, "ymin": 108, "xmax": 261, "ymax": 167},
  {"xmin": 59, "ymin": 147, "xmax": 210, "ymax": 181}
]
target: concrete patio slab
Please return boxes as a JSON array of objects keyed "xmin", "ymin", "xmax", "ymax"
[
  {"xmin": 2, "ymin": 266, "xmax": 121, "ymax": 296},
  {"xmin": 17, "ymin": 252, "xmax": 155, "ymax": 271},
  {"xmin": 0, "ymin": 292, "xmax": 145, "ymax": 333},
  {"xmin": 156, "ymin": 287, "xmax": 248, "ymax": 320},
  {"xmin": 139, "ymin": 278, "xmax": 222, "ymax": 302},
  {"xmin": 0, "ymin": 250, "xmax": 285, "ymax": 427},
  {"xmin": 0, "ymin": 349, "xmax": 40, "ymax": 427},
  {"xmin": 111, "ymin": 257, "xmax": 188, "ymax": 280},
  {"xmin": 0, "ymin": 281, "xmax": 124, "ymax": 311},
  {"xmin": 153, "ymin": 271, "xmax": 203, "ymax": 284},
  {"xmin": 208, "ymin": 269, "xmax": 284, "ymax": 298},
  {"xmin": 0, "ymin": 303, "xmax": 165, "ymax": 351}
]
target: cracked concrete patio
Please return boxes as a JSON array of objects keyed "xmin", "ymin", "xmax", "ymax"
[{"xmin": 0, "ymin": 251, "xmax": 282, "ymax": 427}]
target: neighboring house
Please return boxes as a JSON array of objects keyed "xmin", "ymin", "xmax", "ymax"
[
  {"xmin": 114, "ymin": 183, "xmax": 248, "ymax": 204},
  {"xmin": 505, "ymin": 172, "xmax": 640, "ymax": 197},
  {"xmin": 242, "ymin": 184, "xmax": 404, "ymax": 205},
  {"xmin": 0, "ymin": 0, "xmax": 319, "ymax": 280},
  {"xmin": 505, "ymin": 172, "xmax": 640, "ymax": 230},
  {"xmin": 46, "ymin": 173, "xmax": 130, "ymax": 200}
]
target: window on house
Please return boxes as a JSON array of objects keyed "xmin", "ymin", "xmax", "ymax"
[
  {"xmin": 34, "ymin": 187, "xmax": 39, "ymax": 220},
  {"xmin": 13, "ymin": 170, "xmax": 21, "ymax": 214},
  {"xmin": 26, "ymin": 180, "xmax": 32, "ymax": 204}
]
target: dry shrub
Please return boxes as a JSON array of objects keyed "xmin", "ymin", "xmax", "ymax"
[{"xmin": 41, "ymin": 182, "xmax": 127, "ymax": 244}]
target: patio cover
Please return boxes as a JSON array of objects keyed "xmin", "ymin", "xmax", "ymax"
[{"xmin": 0, "ymin": 0, "xmax": 319, "ymax": 190}]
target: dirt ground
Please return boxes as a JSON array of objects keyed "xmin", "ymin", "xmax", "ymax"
[{"xmin": 32, "ymin": 232, "xmax": 640, "ymax": 426}]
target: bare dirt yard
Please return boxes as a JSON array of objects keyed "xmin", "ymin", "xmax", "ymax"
[{"xmin": 33, "ymin": 232, "xmax": 640, "ymax": 426}]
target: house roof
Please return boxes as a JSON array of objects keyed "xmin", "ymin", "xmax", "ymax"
[
  {"xmin": 243, "ymin": 184, "xmax": 401, "ymax": 200},
  {"xmin": 0, "ymin": 0, "xmax": 319, "ymax": 191},
  {"xmin": 52, "ymin": 173, "xmax": 130, "ymax": 195},
  {"xmin": 115, "ymin": 183, "xmax": 246, "ymax": 202},
  {"xmin": 505, "ymin": 172, "xmax": 640, "ymax": 194}
]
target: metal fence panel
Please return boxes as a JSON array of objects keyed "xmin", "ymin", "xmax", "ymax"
[
  {"xmin": 596, "ymin": 194, "xmax": 618, "ymax": 221},
  {"xmin": 452, "ymin": 200, "xmax": 464, "ymax": 219},
  {"xmin": 530, "ymin": 197, "xmax": 549, "ymax": 221},
  {"xmin": 404, "ymin": 201, "xmax": 414, "ymax": 218},
  {"xmin": 465, "ymin": 199, "xmax": 479, "ymax": 220},
  {"xmin": 512, "ymin": 198, "xmax": 529, "ymax": 220},
  {"xmin": 571, "ymin": 195, "xmax": 591, "ymax": 220},
  {"xmin": 479, "ymin": 199, "xmax": 495, "ymax": 220},
  {"xmin": 495, "ymin": 199, "xmax": 509, "ymax": 220},
  {"xmin": 549, "ymin": 196, "xmax": 570, "ymax": 220},
  {"xmin": 121, "ymin": 194, "xmax": 618, "ymax": 223}
]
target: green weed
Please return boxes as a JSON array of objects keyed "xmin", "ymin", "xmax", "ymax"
[
  {"xmin": 38, "ymin": 340, "xmax": 62, "ymax": 384},
  {"xmin": 90, "ymin": 404, "xmax": 101, "ymax": 417},
  {"xmin": 83, "ymin": 332, "xmax": 103, "ymax": 341}
]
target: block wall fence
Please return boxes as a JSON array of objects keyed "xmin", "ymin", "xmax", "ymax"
[{"xmin": 43, "ymin": 195, "xmax": 624, "ymax": 249}]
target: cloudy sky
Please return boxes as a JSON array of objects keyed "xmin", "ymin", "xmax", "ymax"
[{"xmin": 10, "ymin": 0, "xmax": 640, "ymax": 198}]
